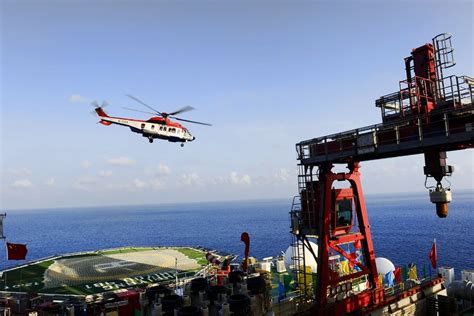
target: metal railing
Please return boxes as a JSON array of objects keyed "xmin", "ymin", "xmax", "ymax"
[
  {"xmin": 376, "ymin": 75, "xmax": 474, "ymax": 123},
  {"xmin": 297, "ymin": 104, "xmax": 474, "ymax": 163},
  {"xmin": 439, "ymin": 74, "xmax": 474, "ymax": 105}
]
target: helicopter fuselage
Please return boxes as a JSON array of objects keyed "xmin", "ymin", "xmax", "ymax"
[{"xmin": 95, "ymin": 107, "xmax": 195, "ymax": 144}]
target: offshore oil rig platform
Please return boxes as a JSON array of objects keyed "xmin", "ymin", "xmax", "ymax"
[
  {"xmin": 0, "ymin": 33, "xmax": 473, "ymax": 316},
  {"xmin": 289, "ymin": 33, "xmax": 474, "ymax": 315}
]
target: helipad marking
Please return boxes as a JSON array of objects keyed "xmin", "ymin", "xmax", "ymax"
[{"xmin": 94, "ymin": 261, "xmax": 137, "ymax": 272}]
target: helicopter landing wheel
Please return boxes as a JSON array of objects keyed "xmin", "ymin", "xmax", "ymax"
[
  {"xmin": 148, "ymin": 137, "xmax": 153, "ymax": 143},
  {"xmin": 180, "ymin": 143, "xmax": 184, "ymax": 147}
]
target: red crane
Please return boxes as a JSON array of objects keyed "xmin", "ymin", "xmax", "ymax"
[{"xmin": 291, "ymin": 33, "xmax": 473, "ymax": 315}]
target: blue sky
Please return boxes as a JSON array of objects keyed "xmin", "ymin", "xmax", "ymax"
[{"xmin": 1, "ymin": 0, "xmax": 473, "ymax": 209}]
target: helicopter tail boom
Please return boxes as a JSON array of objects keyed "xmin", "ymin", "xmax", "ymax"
[{"xmin": 95, "ymin": 107, "xmax": 109, "ymax": 117}]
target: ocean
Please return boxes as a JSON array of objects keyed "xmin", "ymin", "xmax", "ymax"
[{"xmin": 2, "ymin": 191, "xmax": 473, "ymax": 277}]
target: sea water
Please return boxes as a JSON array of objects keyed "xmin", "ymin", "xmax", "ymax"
[{"xmin": 2, "ymin": 191, "xmax": 473, "ymax": 276}]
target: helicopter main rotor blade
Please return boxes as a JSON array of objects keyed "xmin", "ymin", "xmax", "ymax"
[
  {"xmin": 122, "ymin": 107, "xmax": 157, "ymax": 116},
  {"xmin": 168, "ymin": 106, "xmax": 195, "ymax": 116},
  {"xmin": 171, "ymin": 116, "xmax": 212, "ymax": 126},
  {"xmin": 126, "ymin": 94, "xmax": 162, "ymax": 116}
]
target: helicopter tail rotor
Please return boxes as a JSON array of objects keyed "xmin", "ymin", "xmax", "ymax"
[
  {"xmin": 90, "ymin": 100, "xmax": 109, "ymax": 109},
  {"xmin": 89, "ymin": 100, "xmax": 110, "ymax": 118}
]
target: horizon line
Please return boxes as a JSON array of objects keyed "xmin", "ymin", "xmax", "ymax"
[{"xmin": 3, "ymin": 188, "xmax": 473, "ymax": 212}]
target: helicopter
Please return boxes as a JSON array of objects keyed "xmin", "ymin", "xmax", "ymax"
[{"xmin": 93, "ymin": 95, "xmax": 211, "ymax": 146}]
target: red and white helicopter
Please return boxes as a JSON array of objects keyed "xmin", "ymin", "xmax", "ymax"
[{"xmin": 94, "ymin": 95, "xmax": 211, "ymax": 146}]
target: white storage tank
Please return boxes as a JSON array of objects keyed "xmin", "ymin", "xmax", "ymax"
[
  {"xmin": 375, "ymin": 257, "xmax": 395, "ymax": 276},
  {"xmin": 284, "ymin": 241, "xmax": 318, "ymax": 273}
]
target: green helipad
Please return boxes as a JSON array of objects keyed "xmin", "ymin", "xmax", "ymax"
[{"xmin": 0, "ymin": 247, "xmax": 210, "ymax": 295}]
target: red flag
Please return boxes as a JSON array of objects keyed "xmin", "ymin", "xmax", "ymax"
[
  {"xmin": 429, "ymin": 239, "xmax": 437, "ymax": 269},
  {"xmin": 394, "ymin": 267, "xmax": 401, "ymax": 283},
  {"xmin": 6, "ymin": 242, "xmax": 28, "ymax": 260}
]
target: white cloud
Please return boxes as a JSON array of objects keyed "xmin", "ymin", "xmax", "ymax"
[
  {"xmin": 98, "ymin": 170, "xmax": 113, "ymax": 177},
  {"xmin": 107, "ymin": 157, "xmax": 136, "ymax": 166},
  {"xmin": 132, "ymin": 179, "xmax": 147, "ymax": 189},
  {"xmin": 69, "ymin": 94, "xmax": 90, "ymax": 103},
  {"xmin": 72, "ymin": 176, "xmax": 100, "ymax": 191},
  {"xmin": 73, "ymin": 175, "xmax": 134, "ymax": 192},
  {"xmin": 12, "ymin": 179, "xmax": 33, "ymax": 188},
  {"xmin": 276, "ymin": 168, "xmax": 291, "ymax": 182},
  {"xmin": 1, "ymin": 168, "xmax": 32, "ymax": 176},
  {"xmin": 45, "ymin": 178, "xmax": 55, "ymax": 186},
  {"xmin": 149, "ymin": 178, "xmax": 163, "ymax": 190},
  {"xmin": 241, "ymin": 174, "xmax": 251, "ymax": 185},
  {"xmin": 81, "ymin": 160, "xmax": 92, "ymax": 169},
  {"xmin": 145, "ymin": 163, "xmax": 171, "ymax": 176},
  {"xmin": 212, "ymin": 176, "xmax": 226, "ymax": 185},
  {"xmin": 230, "ymin": 171, "xmax": 252, "ymax": 185},
  {"xmin": 181, "ymin": 173, "xmax": 201, "ymax": 186},
  {"xmin": 130, "ymin": 178, "xmax": 164, "ymax": 191}
]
